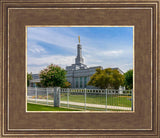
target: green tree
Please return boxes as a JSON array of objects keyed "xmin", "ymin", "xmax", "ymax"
[
  {"xmin": 27, "ymin": 72, "xmax": 33, "ymax": 86},
  {"xmin": 63, "ymin": 81, "xmax": 71, "ymax": 88},
  {"xmin": 124, "ymin": 69, "xmax": 133, "ymax": 89},
  {"xmin": 39, "ymin": 64, "xmax": 67, "ymax": 87},
  {"xmin": 88, "ymin": 68, "xmax": 124, "ymax": 89}
]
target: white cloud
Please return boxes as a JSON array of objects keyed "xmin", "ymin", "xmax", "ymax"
[
  {"xmin": 28, "ymin": 44, "xmax": 46, "ymax": 54},
  {"xmin": 83, "ymin": 45, "xmax": 124, "ymax": 58},
  {"xmin": 27, "ymin": 40, "xmax": 47, "ymax": 55},
  {"xmin": 27, "ymin": 55, "xmax": 75, "ymax": 73},
  {"xmin": 27, "ymin": 65, "xmax": 46, "ymax": 74},
  {"xmin": 28, "ymin": 55, "xmax": 75, "ymax": 66},
  {"xmin": 100, "ymin": 50, "xmax": 123, "ymax": 56}
]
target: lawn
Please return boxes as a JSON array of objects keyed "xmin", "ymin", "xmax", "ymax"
[
  {"xmin": 27, "ymin": 103, "xmax": 128, "ymax": 111},
  {"xmin": 29, "ymin": 94, "xmax": 132, "ymax": 107},
  {"xmin": 61, "ymin": 94, "xmax": 132, "ymax": 107},
  {"xmin": 27, "ymin": 103, "xmax": 79, "ymax": 111}
]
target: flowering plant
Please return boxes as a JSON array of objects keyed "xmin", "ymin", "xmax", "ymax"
[{"xmin": 40, "ymin": 64, "xmax": 67, "ymax": 87}]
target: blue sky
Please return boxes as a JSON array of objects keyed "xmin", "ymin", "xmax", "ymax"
[{"xmin": 27, "ymin": 27, "xmax": 133, "ymax": 73}]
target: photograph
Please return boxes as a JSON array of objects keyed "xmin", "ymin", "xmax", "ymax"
[{"xmin": 27, "ymin": 26, "xmax": 134, "ymax": 112}]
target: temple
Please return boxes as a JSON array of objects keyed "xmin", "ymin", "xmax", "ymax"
[{"xmin": 66, "ymin": 37, "xmax": 103, "ymax": 88}]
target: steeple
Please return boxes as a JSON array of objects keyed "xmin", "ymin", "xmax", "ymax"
[
  {"xmin": 66, "ymin": 36, "xmax": 88, "ymax": 71},
  {"xmin": 75, "ymin": 36, "xmax": 84, "ymax": 65}
]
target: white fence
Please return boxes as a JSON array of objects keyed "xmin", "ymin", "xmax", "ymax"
[{"xmin": 27, "ymin": 87, "xmax": 133, "ymax": 111}]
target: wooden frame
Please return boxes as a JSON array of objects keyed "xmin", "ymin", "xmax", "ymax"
[{"xmin": 0, "ymin": 0, "xmax": 159, "ymax": 137}]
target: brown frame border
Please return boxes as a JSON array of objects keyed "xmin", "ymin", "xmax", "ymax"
[{"xmin": 0, "ymin": 0, "xmax": 159, "ymax": 137}]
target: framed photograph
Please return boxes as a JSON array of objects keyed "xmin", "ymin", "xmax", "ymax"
[
  {"xmin": 26, "ymin": 26, "xmax": 134, "ymax": 113},
  {"xmin": 0, "ymin": 0, "xmax": 159, "ymax": 137}
]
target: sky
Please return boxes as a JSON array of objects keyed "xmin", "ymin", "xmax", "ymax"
[{"xmin": 27, "ymin": 27, "xmax": 133, "ymax": 74}]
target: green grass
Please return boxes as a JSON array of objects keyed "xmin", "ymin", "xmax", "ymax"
[
  {"xmin": 27, "ymin": 103, "xmax": 79, "ymax": 111},
  {"xmin": 61, "ymin": 94, "xmax": 131, "ymax": 107},
  {"xmin": 27, "ymin": 103, "xmax": 130, "ymax": 111},
  {"xmin": 27, "ymin": 103, "xmax": 128, "ymax": 112},
  {"xmin": 28, "ymin": 93, "xmax": 132, "ymax": 111},
  {"xmin": 30, "ymin": 94, "xmax": 132, "ymax": 107}
]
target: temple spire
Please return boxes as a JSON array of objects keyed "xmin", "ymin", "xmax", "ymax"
[{"xmin": 75, "ymin": 36, "xmax": 84, "ymax": 65}]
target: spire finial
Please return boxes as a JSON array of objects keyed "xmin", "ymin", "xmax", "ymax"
[{"xmin": 78, "ymin": 36, "xmax": 80, "ymax": 43}]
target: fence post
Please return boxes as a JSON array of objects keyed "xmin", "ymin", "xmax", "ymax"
[
  {"xmin": 54, "ymin": 87, "xmax": 61, "ymax": 107},
  {"xmin": 59, "ymin": 87, "xmax": 61, "ymax": 107},
  {"xmin": 67, "ymin": 88, "xmax": 69, "ymax": 108},
  {"xmin": 52, "ymin": 88, "xmax": 54, "ymax": 105},
  {"xmin": 35, "ymin": 87, "xmax": 37, "ymax": 103},
  {"xmin": 47, "ymin": 88, "xmax": 48, "ymax": 105},
  {"xmin": 131, "ymin": 89, "xmax": 133, "ymax": 111},
  {"xmin": 105, "ymin": 89, "xmax": 107, "ymax": 111},
  {"xmin": 84, "ymin": 88, "xmax": 86, "ymax": 111}
]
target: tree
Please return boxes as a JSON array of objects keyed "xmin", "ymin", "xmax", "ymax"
[
  {"xmin": 27, "ymin": 72, "xmax": 33, "ymax": 86},
  {"xmin": 124, "ymin": 69, "xmax": 133, "ymax": 89},
  {"xmin": 88, "ymin": 68, "xmax": 124, "ymax": 89},
  {"xmin": 39, "ymin": 64, "xmax": 67, "ymax": 87},
  {"xmin": 63, "ymin": 81, "xmax": 71, "ymax": 88}
]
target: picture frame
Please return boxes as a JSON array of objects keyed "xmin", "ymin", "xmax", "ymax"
[{"xmin": 0, "ymin": 0, "xmax": 159, "ymax": 137}]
